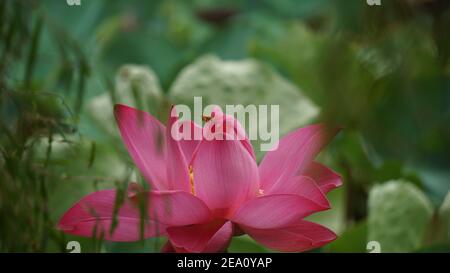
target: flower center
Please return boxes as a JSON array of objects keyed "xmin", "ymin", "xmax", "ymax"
[
  {"xmin": 189, "ymin": 165, "xmax": 195, "ymax": 195},
  {"xmin": 202, "ymin": 115, "xmax": 213, "ymax": 122}
]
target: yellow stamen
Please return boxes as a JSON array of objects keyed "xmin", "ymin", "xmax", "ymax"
[
  {"xmin": 202, "ymin": 115, "xmax": 213, "ymax": 122},
  {"xmin": 189, "ymin": 165, "xmax": 195, "ymax": 195}
]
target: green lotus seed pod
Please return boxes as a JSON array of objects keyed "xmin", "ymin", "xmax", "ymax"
[
  {"xmin": 88, "ymin": 65, "xmax": 163, "ymax": 134},
  {"xmin": 368, "ymin": 180, "xmax": 433, "ymax": 252},
  {"xmin": 439, "ymin": 191, "xmax": 450, "ymax": 242},
  {"xmin": 115, "ymin": 64, "xmax": 163, "ymax": 110},
  {"xmin": 169, "ymin": 55, "xmax": 319, "ymax": 155}
]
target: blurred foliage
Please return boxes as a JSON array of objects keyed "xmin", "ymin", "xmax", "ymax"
[
  {"xmin": 324, "ymin": 221, "xmax": 368, "ymax": 253},
  {"xmin": 1, "ymin": 0, "xmax": 450, "ymax": 252}
]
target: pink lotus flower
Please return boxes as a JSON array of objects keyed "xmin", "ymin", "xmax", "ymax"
[{"xmin": 58, "ymin": 104, "xmax": 342, "ymax": 252}]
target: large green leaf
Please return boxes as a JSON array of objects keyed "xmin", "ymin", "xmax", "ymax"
[{"xmin": 367, "ymin": 180, "xmax": 434, "ymax": 252}]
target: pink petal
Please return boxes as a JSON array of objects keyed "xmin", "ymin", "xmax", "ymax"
[
  {"xmin": 265, "ymin": 175, "xmax": 330, "ymax": 208},
  {"xmin": 126, "ymin": 182, "xmax": 144, "ymax": 198},
  {"xmin": 231, "ymin": 194, "xmax": 328, "ymax": 229},
  {"xmin": 203, "ymin": 221, "xmax": 234, "ymax": 253},
  {"xmin": 167, "ymin": 220, "xmax": 233, "ymax": 253},
  {"xmin": 259, "ymin": 124, "xmax": 339, "ymax": 191},
  {"xmin": 160, "ymin": 241, "xmax": 192, "ymax": 253},
  {"xmin": 192, "ymin": 137, "xmax": 259, "ymax": 216},
  {"xmin": 165, "ymin": 109, "xmax": 190, "ymax": 192},
  {"xmin": 114, "ymin": 104, "xmax": 167, "ymax": 190},
  {"xmin": 304, "ymin": 161, "xmax": 343, "ymax": 193},
  {"xmin": 207, "ymin": 106, "xmax": 256, "ymax": 160},
  {"xmin": 134, "ymin": 190, "xmax": 212, "ymax": 226},
  {"xmin": 241, "ymin": 220, "xmax": 336, "ymax": 252},
  {"xmin": 60, "ymin": 189, "xmax": 211, "ymax": 240},
  {"xmin": 177, "ymin": 120, "xmax": 202, "ymax": 163},
  {"xmin": 58, "ymin": 190, "xmax": 166, "ymax": 242}
]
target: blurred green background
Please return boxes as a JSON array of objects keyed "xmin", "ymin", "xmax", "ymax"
[{"xmin": 1, "ymin": 0, "xmax": 450, "ymax": 253}]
